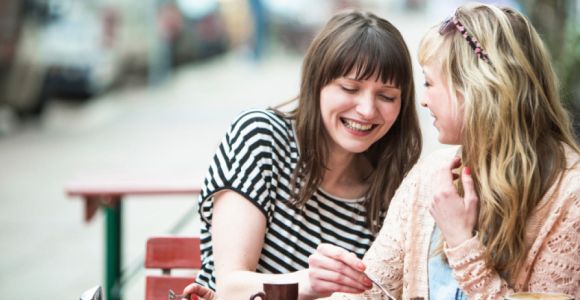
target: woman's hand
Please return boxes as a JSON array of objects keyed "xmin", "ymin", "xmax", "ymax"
[
  {"xmin": 430, "ymin": 156, "xmax": 479, "ymax": 248},
  {"xmin": 181, "ymin": 244, "xmax": 373, "ymax": 300},
  {"xmin": 300, "ymin": 243, "xmax": 373, "ymax": 299},
  {"xmin": 182, "ymin": 283, "xmax": 221, "ymax": 300}
]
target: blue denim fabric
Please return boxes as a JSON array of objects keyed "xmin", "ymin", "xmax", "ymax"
[{"xmin": 428, "ymin": 227, "xmax": 467, "ymax": 300}]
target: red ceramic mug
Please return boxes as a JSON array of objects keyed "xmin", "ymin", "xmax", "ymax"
[{"xmin": 250, "ymin": 282, "xmax": 298, "ymax": 300}]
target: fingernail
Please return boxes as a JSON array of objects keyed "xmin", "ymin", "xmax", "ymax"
[
  {"xmin": 358, "ymin": 262, "xmax": 366, "ymax": 271},
  {"xmin": 464, "ymin": 167, "xmax": 471, "ymax": 175},
  {"xmin": 364, "ymin": 277, "xmax": 373, "ymax": 286}
]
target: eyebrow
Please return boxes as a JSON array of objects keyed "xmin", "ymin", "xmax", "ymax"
[{"xmin": 342, "ymin": 77, "xmax": 400, "ymax": 89}]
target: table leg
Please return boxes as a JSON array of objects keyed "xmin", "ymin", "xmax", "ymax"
[{"xmin": 104, "ymin": 198, "xmax": 123, "ymax": 300}]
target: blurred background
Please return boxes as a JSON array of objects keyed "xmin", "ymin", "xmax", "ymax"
[{"xmin": 0, "ymin": 0, "xmax": 577, "ymax": 299}]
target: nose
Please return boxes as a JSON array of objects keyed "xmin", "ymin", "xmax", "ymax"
[
  {"xmin": 420, "ymin": 97, "xmax": 428, "ymax": 108},
  {"xmin": 355, "ymin": 93, "xmax": 377, "ymax": 119}
]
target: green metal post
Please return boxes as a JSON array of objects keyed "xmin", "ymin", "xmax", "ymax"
[{"xmin": 104, "ymin": 199, "xmax": 123, "ymax": 300}]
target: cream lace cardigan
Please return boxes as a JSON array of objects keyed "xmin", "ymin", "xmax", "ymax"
[{"xmin": 328, "ymin": 146, "xmax": 579, "ymax": 300}]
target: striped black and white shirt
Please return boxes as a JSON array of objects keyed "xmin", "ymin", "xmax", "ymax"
[{"xmin": 195, "ymin": 109, "xmax": 376, "ymax": 290}]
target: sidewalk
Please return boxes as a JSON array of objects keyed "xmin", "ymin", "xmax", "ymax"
[{"xmin": 0, "ymin": 7, "xmax": 444, "ymax": 300}]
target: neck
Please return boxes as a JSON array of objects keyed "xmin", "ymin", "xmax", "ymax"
[
  {"xmin": 321, "ymin": 150, "xmax": 370, "ymax": 198},
  {"xmin": 324, "ymin": 151, "xmax": 357, "ymax": 185}
]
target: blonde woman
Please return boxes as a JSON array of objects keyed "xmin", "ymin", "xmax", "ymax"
[{"xmin": 303, "ymin": 2, "xmax": 579, "ymax": 299}]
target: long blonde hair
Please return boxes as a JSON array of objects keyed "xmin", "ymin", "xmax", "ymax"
[{"xmin": 419, "ymin": 3, "xmax": 579, "ymax": 275}]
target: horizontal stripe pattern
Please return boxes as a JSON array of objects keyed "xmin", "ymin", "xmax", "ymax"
[{"xmin": 195, "ymin": 109, "xmax": 375, "ymax": 290}]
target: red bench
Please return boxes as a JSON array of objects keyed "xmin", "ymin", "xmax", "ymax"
[{"xmin": 145, "ymin": 236, "xmax": 201, "ymax": 300}]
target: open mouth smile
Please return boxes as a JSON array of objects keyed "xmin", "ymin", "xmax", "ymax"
[{"xmin": 341, "ymin": 118, "xmax": 377, "ymax": 132}]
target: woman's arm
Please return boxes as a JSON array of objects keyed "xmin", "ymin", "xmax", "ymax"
[
  {"xmin": 428, "ymin": 157, "xmax": 513, "ymax": 298},
  {"xmin": 443, "ymin": 235, "xmax": 513, "ymax": 298},
  {"xmin": 429, "ymin": 156, "xmax": 478, "ymax": 248},
  {"xmin": 526, "ymin": 198, "xmax": 580, "ymax": 298},
  {"xmin": 211, "ymin": 190, "xmax": 371, "ymax": 300},
  {"xmin": 445, "ymin": 194, "xmax": 580, "ymax": 299},
  {"xmin": 212, "ymin": 190, "xmax": 317, "ymax": 298},
  {"xmin": 439, "ymin": 168, "xmax": 580, "ymax": 299},
  {"xmin": 210, "ymin": 190, "xmax": 268, "ymax": 298}
]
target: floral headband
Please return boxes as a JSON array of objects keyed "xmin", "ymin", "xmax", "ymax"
[{"xmin": 439, "ymin": 14, "xmax": 493, "ymax": 66}]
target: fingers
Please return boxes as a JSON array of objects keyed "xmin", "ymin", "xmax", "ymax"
[
  {"xmin": 436, "ymin": 156, "xmax": 462, "ymax": 187},
  {"xmin": 308, "ymin": 268, "xmax": 369, "ymax": 295},
  {"xmin": 449, "ymin": 155, "xmax": 462, "ymax": 169},
  {"xmin": 315, "ymin": 244, "xmax": 365, "ymax": 271},
  {"xmin": 183, "ymin": 283, "xmax": 218, "ymax": 300},
  {"xmin": 461, "ymin": 166, "xmax": 479, "ymax": 213},
  {"xmin": 308, "ymin": 244, "xmax": 372, "ymax": 292},
  {"xmin": 433, "ymin": 157, "xmax": 462, "ymax": 208},
  {"xmin": 449, "ymin": 156, "xmax": 462, "ymax": 181}
]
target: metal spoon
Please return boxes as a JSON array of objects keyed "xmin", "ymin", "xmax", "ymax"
[
  {"xmin": 169, "ymin": 289, "xmax": 189, "ymax": 300},
  {"xmin": 364, "ymin": 272, "xmax": 397, "ymax": 300}
]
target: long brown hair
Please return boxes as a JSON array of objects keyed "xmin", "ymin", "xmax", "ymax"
[
  {"xmin": 278, "ymin": 10, "xmax": 422, "ymax": 233},
  {"xmin": 419, "ymin": 3, "xmax": 579, "ymax": 275}
]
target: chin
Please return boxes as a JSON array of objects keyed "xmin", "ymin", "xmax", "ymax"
[{"xmin": 343, "ymin": 144, "xmax": 371, "ymax": 154}]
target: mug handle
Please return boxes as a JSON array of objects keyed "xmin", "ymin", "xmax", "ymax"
[{"xmin": 250, "ymin": 292, "xmax": 267, "ymax": 300}]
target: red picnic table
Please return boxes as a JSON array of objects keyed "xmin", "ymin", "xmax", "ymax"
[{"xmin": 66, "ymin": 176, "xmax": 201, "ymax": 300}]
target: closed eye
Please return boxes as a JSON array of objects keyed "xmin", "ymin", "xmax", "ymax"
[
  {"xmin": 341, "ymin": 85, "xmax": 358, "ymax": 93},
  {"xmin": 379, "ymin": 95, "xmax": 396, "ymax": 102}
]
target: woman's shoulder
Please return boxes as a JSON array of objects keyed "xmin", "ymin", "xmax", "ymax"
[
  {"xmin": 563, "ymin": 144, "xmax": 580, "ymax": 170},
  {"xmin": 229, "ymin": 108, "xmax": 290, "ymax": 133},
  {"xmin": 411, "ymin": 146, "xmax": 461, "ymax": 175},
  {"xmin": 422, "ymin": 146, "xmax": 460, "ymax": 161},
  {"xmin": 391, "ymin": 147, "xmax": 460, "ymax": 202},
  {"xmin": 233, "ymin": 108, "xmax": 287, "ymax": 125}
]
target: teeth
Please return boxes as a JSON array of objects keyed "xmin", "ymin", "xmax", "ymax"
[{"xmin": 344, "ymin": 119, "xmax": 373, "ymax": 131}]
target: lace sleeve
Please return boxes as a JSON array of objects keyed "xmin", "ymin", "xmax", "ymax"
[
  {"xmin": 527, "ymin": 192, "xmax": 580, "ymax": 298},
  {"xmin": 445, "ymin": 191, "xmax": 580, "ymax": 299},
  {"xmin": 444, "ymin": 234, "xmax": 513, "ymax": 299}
]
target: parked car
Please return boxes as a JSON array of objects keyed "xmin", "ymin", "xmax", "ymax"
[
  {"xmin": 171, "ymin": 0, "xmax": 229, "ymax": 66},
  {"xmin": 38, "ymin": 0, "xmax": 120, "ymax": 100},
  {"xmin": 0, "ymin": 0, "xmax": 47, "ymax": 116},
  {"xmin": 0, "ymin": 0, "xmax": 120, "ymax": 117}
]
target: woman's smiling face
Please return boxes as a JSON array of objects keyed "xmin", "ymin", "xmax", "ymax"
[{"xmin": 320, "ymin": 70, "xmax": 402, "ymax": 156}]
